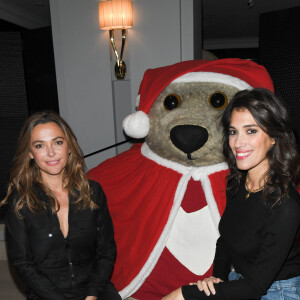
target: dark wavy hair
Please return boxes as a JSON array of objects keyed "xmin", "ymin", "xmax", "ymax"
[
  {"xmin": 1, "ymin": 110, "xmax": 97, "ymax": 216},
  {"xmin": 222, "ymin": 88, "xmax": 300, "ymax": 207}
]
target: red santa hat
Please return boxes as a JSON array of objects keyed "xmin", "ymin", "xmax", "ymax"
[{"xmin": 123, "ymin": 58, "xmax": 274, "ymax": 139}]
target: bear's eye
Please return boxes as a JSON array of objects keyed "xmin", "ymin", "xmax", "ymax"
[
  {"xmin": 208, "ymin": 92, "xmax": 228, "ymax": 109},
  {"xmin": 163, "ymin": 94, "xmax": 181, "ymax": 111}
]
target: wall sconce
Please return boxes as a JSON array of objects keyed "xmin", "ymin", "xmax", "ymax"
[{"xmin": 99, "ymin": 0, "xmax": 133, "ymax": 80}]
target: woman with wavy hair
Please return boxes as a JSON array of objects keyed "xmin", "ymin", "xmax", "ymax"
[
  {"xmin": 1, "ymin": 111, "xmax": 121, "ymax": 300},
  {"xmin": 163, "ymin": 88, "xmax": 300, "ymax": 300}
]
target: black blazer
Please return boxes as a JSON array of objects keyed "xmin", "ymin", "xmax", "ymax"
[{"xmin": 5, "ymin": 180, "xmax": 116, "ymax": 300}]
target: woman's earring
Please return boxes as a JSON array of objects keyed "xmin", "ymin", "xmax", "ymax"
[{"xmin": 270, "ymin": 140, "xmax": 275, "ymax": 149}]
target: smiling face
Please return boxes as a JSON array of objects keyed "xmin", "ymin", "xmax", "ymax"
[
  {"xmin": 29, "ymin": 122, "xmax": 70, "ymax": 184},
  {"xmin": 228, "ymin": 108, "xmax": 275, "ymax": 178}
]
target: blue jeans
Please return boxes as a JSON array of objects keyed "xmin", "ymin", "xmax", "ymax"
[{"xmin": 229, "ymin": 271, "xmax": 300, "ymax": 300}]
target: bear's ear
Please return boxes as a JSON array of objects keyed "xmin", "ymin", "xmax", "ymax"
[{"xmin": 123, "ymin": 111, "xmax": 150, "ymax": 139}]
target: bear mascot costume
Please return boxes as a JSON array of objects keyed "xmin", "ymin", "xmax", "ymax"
[{"xmin": 88, "ymin": 58, "xmax": 274, "ymax": 299}]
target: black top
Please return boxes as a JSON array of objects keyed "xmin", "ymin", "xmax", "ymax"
[
  {"xmin": 182, "ymin": 181, "xmax": 300, "ymax": 300},
  {"xmin": 5, "ymin": 180, "xmax": 116, "ymax": 300}
]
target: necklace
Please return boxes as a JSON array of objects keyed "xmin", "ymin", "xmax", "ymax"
[{"xmin": 245, "ymin": 175, "xmax": 265, "ymax": 199}]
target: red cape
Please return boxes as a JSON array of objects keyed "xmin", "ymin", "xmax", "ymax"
[{"xmin": 88, "ymin": 143, "xmax": 228, "ymax": 298}]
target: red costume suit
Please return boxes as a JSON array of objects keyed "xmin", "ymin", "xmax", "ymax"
[
  {"xmin": 88, "ymin": 143, "xmax": 229, "ymax": 299},
  {"xmin": 89, "ymin": 59, "xmax": 275, "ymax": 299}
]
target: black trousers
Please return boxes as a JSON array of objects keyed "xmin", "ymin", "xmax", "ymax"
[{"xmin": 27, "ymin": 282, "xmax": 121, "ymax": 300}]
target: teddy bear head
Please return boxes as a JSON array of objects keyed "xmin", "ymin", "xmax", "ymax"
[{"xmin": 123, "ymin": 59, "xmax": 274, "ymax": 167}]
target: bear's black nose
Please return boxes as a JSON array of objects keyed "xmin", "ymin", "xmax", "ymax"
[{"xmin": 170, "ymin": 125, "xmax": 208, "ymax": 159}]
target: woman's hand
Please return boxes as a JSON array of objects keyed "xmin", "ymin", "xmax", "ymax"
[
  {"xmin": 85, "ymin": 296, "xmax": 97, "ymax": 300},
  {"xmin": 190, "ymin": 276, "xmax": 223, "ymax": 296},
  {"xmin": 161, "ymin": 287, "xmax": 185, "ymax": 300}
]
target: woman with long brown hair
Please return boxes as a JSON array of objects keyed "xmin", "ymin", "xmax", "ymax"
[{"xmin": 1, "ymin": 111, "xmax": 121, "ymax": 300}]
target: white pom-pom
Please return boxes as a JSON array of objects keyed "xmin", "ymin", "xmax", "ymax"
[{"xmin": 122, "ymin": 111, "xmax": 150, "ymax": 139}]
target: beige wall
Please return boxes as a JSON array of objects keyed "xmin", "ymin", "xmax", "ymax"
[{"xmin": 49, "ymin": 0, "xmax": 199, "ymax": 170}]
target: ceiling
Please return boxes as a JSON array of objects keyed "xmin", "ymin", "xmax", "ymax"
[
  {"xmin": 0, "ymin": 0, "xmax": 51, "ymax": 29},
  {"xmin": 202, "ymin": 0, "xmax": 300, "ymax": 49},
  {"xmin": 0, "ymin": 0, "xmax": 299, "ymax": 48}
]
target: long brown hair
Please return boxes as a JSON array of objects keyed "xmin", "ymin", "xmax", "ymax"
[{"xmin": 1, "ymin": 110, "xmax": 97, "ymax": 216}]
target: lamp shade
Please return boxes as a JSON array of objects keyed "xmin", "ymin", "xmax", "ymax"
[{"xmin": 99, "ymin": 0, "xmax": 133, "ymax": 30}]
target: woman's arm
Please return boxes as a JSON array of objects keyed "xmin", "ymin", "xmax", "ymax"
[
  {"xmin": 86, "ymin": 182, "xmax": 117, "ymax": 298},
  {"xmin": 180, "ymin": 193, "xmax": 300, "ymax": 299},
  {"xmin": 212, "ymin": 236, "xmax": 232, "ymax": 281},
  {"xmin": 5, "ymin": 195, "xmax": 66, "ymax": 300}
]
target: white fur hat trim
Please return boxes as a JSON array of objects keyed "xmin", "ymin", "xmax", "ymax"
[
  {"xmin": 172, "ymin": 72, "xmax": 253, "ymax": 90},
  {"xmin": 123, "ymin": 110, "xmax": 150, "ymax": 138}
]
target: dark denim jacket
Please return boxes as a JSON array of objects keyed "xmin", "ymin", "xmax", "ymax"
[{"xmin": 5, "ymin": 180, "xmax": 116, "ymax": 300}]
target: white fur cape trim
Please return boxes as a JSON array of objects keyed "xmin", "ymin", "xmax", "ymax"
[
  {"xmin": 122, "ymin": 111, "xmax": 150, "ymax": 138},
  {"xmin": 172, "ymin": 71, "xmax": 253, "ymax": 91},
  {"xmin": 119, "ymin": 143, "xmax": 228, "ymax": 299}
]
